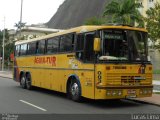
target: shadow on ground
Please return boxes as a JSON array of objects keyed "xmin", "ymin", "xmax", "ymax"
[{"xmin": 14, "ymin": 86, "xmax": 145, "ymax": 109}]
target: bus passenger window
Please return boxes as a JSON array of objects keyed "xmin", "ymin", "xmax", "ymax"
[
  {"xmin": 76, "ymin": 34, "xmax": 85, "ymax": 60},
  {"xmin": 60, "ymin": 34, "xmax": 74, "ymax": 52},
  {"xmin": 47, "ymin": 37, "xmax": 59, "ymax": 54},
  {"xmin": 15, "ymin": 45, "xmax": 20, "ymax": 56},
  {"xmin": 52, "ymin": 37, "xmax": 59, "ymax": 53},
  {"xmin": 20, "ymin": 44, "xmax": 27, "ymax": 56},
  {"xmin": 85, "ymin": 33, "xmax": 95, "ymax": 62},
  {"xmin": 27, "ymin": 42, "xmax": 36, "ymax": 55},
  {"xmin": 36, "ymin": 40, "xmax": 45, "ymax": 54},
  {"xmin": 47, "ymin": 39, "xmax": 53, "ymax": 54}
]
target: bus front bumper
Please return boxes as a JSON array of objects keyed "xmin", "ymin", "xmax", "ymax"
[{"xmin": 95, "ymin": 85, "xmax": 153, "ymax": 100}]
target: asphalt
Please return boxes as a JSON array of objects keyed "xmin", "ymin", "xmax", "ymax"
[
  {"xmin": 0, "ymin": 71, "xmax": 160, "ymax": 107},
  {"xmin": 0, "ymin": 77, "xmax": 160, "ymax": 115}
]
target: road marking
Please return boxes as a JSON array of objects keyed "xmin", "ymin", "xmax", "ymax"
[{"xmin": 19, "ymin": 100, "xmax": 47, "ymax": 112}]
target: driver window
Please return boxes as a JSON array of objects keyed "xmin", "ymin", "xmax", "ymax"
[{"xmin": 84, "ymin": 32, "xmax": 95, "ymax": 62}]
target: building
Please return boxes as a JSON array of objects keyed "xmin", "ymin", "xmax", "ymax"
[
  {"xmin": 137, "ymin": 0, "xmax": 160, "ymax": 17},
  {"xmin": 14, "ymin": 26, "xmax": 63, "ymax": 41}
]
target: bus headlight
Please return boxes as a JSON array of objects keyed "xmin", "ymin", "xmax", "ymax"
[
  {"xmin": 140, "ymin": 90, "xmax": 143, "ymax": 94},
  {"xmin": 107, "ymin": 91, "xmax": 111, "ymax": 96},
  {"xmin": 148, "ymin": 90, "xmax": 152, "ymax": 94},
  {"xmin": 118, "ymin": 91, "xmax": 122, "ymax": 96},
  {"xmin": 139, "ymin": 89, "xmax": 152, "ymax": 95},
  {"xmin": 144, "ymin": 90, "xmax": 147, "ymax": 94},
  {"xmin": 107, "ymin": 90, "xmax": 122, "ymax": 96},
  {"xmin": 112, "ymin": 91, "xmax": 116, "ymax": 96}
]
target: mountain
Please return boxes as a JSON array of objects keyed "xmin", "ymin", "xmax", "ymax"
[{"xmin": 47, "ymin": 0, "xmax": 111, "ymax": 29}]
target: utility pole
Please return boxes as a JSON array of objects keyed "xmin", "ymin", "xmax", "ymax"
[
  {"xmin": 19, "ymin": 0, "xmax": 23, "ymax": 37},
  {"xmin": 2, "ymin": 17, "xmax": 5, "ymax": 71}
]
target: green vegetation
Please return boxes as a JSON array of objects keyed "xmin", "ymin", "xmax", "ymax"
[
  {"xmin": 84, "ymin": 0, "xmax": 160, "ymax": 51},
  {"xmin": 0, "ymin": 29, "xmax": 14, "ymax": 67},
  {"xmin": 84, "ymin": 17, "xmax": 105, "ymax": 25},
  {"xmin": 153, "ymin": 70, "xmax": 160, "ymax": 74},
  {"xmin": 144, "ymin": 3, "xmax": 160, "ymax": 50},
  {"xmin": 84, "ymin": 0, "xmax": 144, "ymax": 27},
  {"xmin": 154, "ymin": 92, "xmax": 160, "ymax": 94},
  {"xmin": 103, "ymin": 0, "xmax": 143, "ymax": 26},
  {"xmin": 14, "ymin": 21, "xmax": 26, "ymax": 31}
]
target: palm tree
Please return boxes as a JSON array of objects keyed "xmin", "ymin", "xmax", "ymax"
[
  {"xmin": 103, "ymin": 0, "xmax": 143, "ymax": 26},
  {"xmin": 14, "ymin": 21, "xmax": 26, "ymax": 31}
]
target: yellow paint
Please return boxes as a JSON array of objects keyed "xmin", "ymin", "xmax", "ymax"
[{"xmin": 15, "ymin": 25, "xmax": 152, "ymax": 100}]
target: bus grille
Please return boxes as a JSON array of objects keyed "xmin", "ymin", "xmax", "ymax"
[
  {"xmin": 106, "ymin": 74, "xmax": 152, "ymax": 86},
  {"xmin": 121, "ymin": 76, "xmax": 141, "ymax": 85}
]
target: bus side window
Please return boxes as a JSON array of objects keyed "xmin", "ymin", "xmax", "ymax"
[
  {"xmin": 20, "ymin": 44, "xmax": 27, "ymax": 56},
  {"xmin": 60, "ymin": 33, "xmax": 74, "ymax": 52},
  {"xmin": 36, "ymin": 42, "xmax": 39, "ymax": 54},
  {"xmin": 47, "ymin": 39, "xmax": 53, "ymax": 54},
  {"xmin": 15, "ymin": 45, "xmax": 20, "ymax": 57},
  {"xmin": 46, "ymin": 37, "xmax": 59, "ymax": 54},
  {"xmin": 52, "ymin": 37, "xmax": 59, "ymax": 53},
  {"xmin": 76, "ymin": 34, "xmax": 85, "ymax": 60},
  {"xmin": 36, "ymin": 41, "xmax": 45, "ymax": 54},
  {"xmin": 84, "ymin": 32, "xmax": 95, "ymax": 62},
  {"xmin": 27, "ymin": 42, "xmax": 36, "ymax": 55}
]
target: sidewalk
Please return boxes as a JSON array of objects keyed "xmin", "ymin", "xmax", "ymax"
[
  {"xmin": 0, "ymin": 71, "xmax": 159, "ymax": 106},
  {"xmin": 131, "ymin": 94, "xmax": 160, "ymax": 106},
  {"xmin": 0, "ymin": 71, "xmax": 12, "ymax": 79}
]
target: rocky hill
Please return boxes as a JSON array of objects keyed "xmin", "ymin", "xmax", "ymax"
[{"xmin": 47, "ymin": 0, "xmax": 111, "ymax": 29}]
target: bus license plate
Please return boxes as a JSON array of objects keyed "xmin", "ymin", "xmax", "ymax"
[
  {"xmin": 127, "ymin": 89, "xmax": 136, "ymax": 94},
  {"xmin": 126, "ymin": 95, "xmax": 137, "ymax": 98}
]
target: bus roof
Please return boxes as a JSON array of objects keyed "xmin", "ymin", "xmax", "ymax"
[{"xmin": 15, "ymin": 25, "xmax": 148, "ymax": 45}]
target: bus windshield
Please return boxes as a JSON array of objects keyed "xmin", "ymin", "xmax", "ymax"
[{"xmin": 99, "ymin": 29, "xmax": 148, "ymax": 62}]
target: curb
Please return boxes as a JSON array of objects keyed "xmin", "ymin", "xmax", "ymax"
[
  {"xmin": 127, "ymin": 98, "xmax": 160, "ymax": 107},
  {"xmin": 0, "ymin": 76, "xmax": 13, "ymax": 79}
]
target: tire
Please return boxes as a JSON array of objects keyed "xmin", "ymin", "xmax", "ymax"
[
  {"xmin": 26, "ymin": 74, "xmax": 33, "ymax": 90},
  {"xmin": 20, "ymin": 74, "xmax": 26, "ymax": 89},
  {"xmin": 69, "ymin": 79, "xmax": 81, "ymax": 102}
]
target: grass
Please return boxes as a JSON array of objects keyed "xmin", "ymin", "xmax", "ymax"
[
  {"xmin": 153, "ymin": 70, "xmax": 160, "ymax": 74},
  {"xmin": 154, "ymin": 92, "xmax": 160, "ymax": 94}
]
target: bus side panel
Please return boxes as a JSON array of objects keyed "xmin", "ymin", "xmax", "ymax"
[{"xmin": 78, "ymin": 70, "xmax": 95, "ymax": 99}]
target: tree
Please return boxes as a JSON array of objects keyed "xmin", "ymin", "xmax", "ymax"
[
  {"xmin": 144, "ymin": 3, "xmax": 160, "ymax": 49},
  {"xmin": 84, "ymin": 17, "xmax": 105, "ymax": 25},
  {"xmin": 103, "ymin": 0, "xmax": 143, "ymax": 26},
  {"xmin": 14, "ymin": 21, "xmax": 26, "ymax": 31},
  {"xmin": 0, "ymin": 29, "xmax": 14, "ymax": 67}
]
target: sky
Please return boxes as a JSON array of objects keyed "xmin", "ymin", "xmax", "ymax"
[{"xmin": 0, "ymin": 0, "xmax": 65, "ymax": 30}]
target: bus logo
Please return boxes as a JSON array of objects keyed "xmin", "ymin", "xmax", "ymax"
[{"xmin": 34, "ymin": 56, "xmax": 56, "ymax": 66}]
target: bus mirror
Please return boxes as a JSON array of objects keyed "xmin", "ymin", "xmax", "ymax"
[{"xmin": 94, "ymin": 38, "xmax": 100, "ymax": 52}]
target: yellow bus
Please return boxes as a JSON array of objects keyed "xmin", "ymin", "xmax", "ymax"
[{"xmin": 13, "ymin": 25, "xmax": 153, "ymax": 101}]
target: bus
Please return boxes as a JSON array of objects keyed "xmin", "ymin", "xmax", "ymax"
[{"xmin": 13, "ymin": 25, "xmax": 153, "ymax": 101}]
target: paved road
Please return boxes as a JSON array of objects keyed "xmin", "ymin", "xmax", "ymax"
[{"xmin": 0, "ymin": 77, "xmax": 160, "ymax": 114}]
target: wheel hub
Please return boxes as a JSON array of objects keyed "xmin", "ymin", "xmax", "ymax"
[
  {"xmin": 71, "ymin": 83, "xmax": 79, "ymax": 96},
  {"xmin": 21, "ymin": 77, "xmax": 25, "ymax": 85}
]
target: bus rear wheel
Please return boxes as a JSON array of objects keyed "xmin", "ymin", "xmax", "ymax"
[
  {"xmin": 68, "ymin": 79, "xmax": 81, "ymax": 102},
  {"xmin": 20, "ymin": 74, "xmax": 26, "ymax": 89},
  {"xmin": 26, "ymin": 74, "xmax": 33, "ymax": 90}
]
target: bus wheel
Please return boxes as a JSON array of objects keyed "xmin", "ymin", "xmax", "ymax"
[
  {"xmin": 26, "ymin": 74, "xmax": 32, "ymax": 90},
  {"xmin": 20, "ymin": 74, "xmax": 26, "ymax": 89},
  {"xmin": 69, "ymin": 79, "xmax": 81, "ymax": 102}
]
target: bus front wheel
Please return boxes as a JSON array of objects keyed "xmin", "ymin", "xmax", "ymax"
[{"xmin": 69, "ymin": 79, "xmax": 81, "ymax": 102}]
